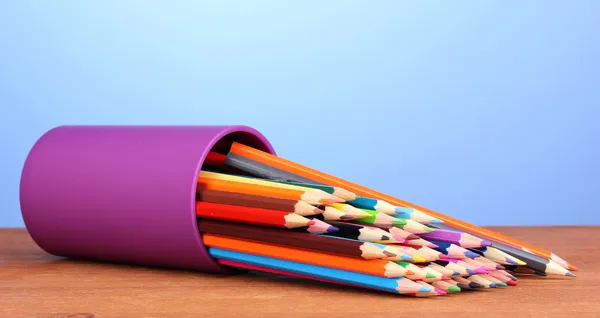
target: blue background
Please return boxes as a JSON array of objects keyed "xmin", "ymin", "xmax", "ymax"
[{"xmin": 2, "ymin": 1, "xmax": 599, "ymax": 227}]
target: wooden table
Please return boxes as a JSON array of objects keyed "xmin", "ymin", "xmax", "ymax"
[{"xmin": 1, "ymin": 227, "xmax": 598, "ymax": 317}]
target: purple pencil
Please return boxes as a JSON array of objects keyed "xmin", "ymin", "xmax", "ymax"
[{"xmin": 419, "ymin": 229, "xmax": 492, "ymax": 248}]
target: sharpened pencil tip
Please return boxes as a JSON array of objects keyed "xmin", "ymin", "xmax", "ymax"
[
  {"xmin": 381, "ymin": 235, "xmax": 390, "ymax": 241},
  {"xmin": 428, "ymin": 243, "xmax": 439, "ymax": 249},
  {"xmin": 448, "ymin": 285, "xmax": 461, "ymax": 293},
  {"xmin": 505, "ymin": 257, "xmax": 518, "ymax": 265},
  {"xmin": 489, "ymin": 283, "xmax": 497, "ymax": 288},
  {"xmin": 326, "ymin": 226, "xmax": 339, "ymax": 233},
  {"xmin": 466, "ymin": 269, "xmax": 477, "ymax": 275},
  {"xmin": 429, "ymin": 218, "xmax": 444, "ymax": 224},
  {"xmin": 568, "ymin": 264, "xmax": 579, "ymax": 271},
  {"xmin": 418, "ymin": 286, "xmax": 431, "ymax": 293},
  {"xmin": 480, "ymin": 240, "xmax": 493, "ymax": 247},
  {"xmin": 407, "ymin": 234, "xmax": 420, "ymax": 240},
  {"xmin": 307, "ymin": 220, "xmax": 316, "ymax": 225},
  {"xmin": 474, "ymin": 269, "xmax": 489, "ymax": 274},
  {"xmin": 566, "ymin": 271, "xmax": 576, "ymax": 277},
  {"xmin": 395, "ymin": 206, "xmax": 414, "ymax": 214},
  {"xmin": 441, "ymin": 275, "xmax": 451, "ymax": 280},
  {"xmin": 471, "ymin": 282, "xmax": 484, "ymax": 289},
  {"xmin": 506, "ymin": 280, "xmax": 517, "ymax": 286},
  {"xmin": 465, "ymin": 251, "xmax": 480, "ymax": 259},
  {"xmin": 383, "ymin": 250, "xmax": 397, "ymax": 258}
]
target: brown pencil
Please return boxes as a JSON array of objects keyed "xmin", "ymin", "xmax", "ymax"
[{"xmin": 197, "ymin": 188, "xmax": 323, "ymax": 217}]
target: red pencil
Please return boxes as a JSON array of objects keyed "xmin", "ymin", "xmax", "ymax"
[{"xmin": 196, "ymin": 201, "xmax": 314, "ymax": 229}]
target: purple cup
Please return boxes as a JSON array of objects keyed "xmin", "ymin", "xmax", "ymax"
[{"xmin": 19, "ymin": 125, "xmax": 275, "ymax": 273}]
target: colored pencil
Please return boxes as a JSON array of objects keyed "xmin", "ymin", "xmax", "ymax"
[
  {"xmin": 318, "ymin": 221, "xmax": 395, "ymax": 243},
  {"xmin": 379, "ymin": 246, "xmax": 424, "ymax": 263},
  {"xmin": 432, "ymin": 280, "xmax": 461, "ymax": 293},
  {"xmin": 446, "ymin": 258, "xmax": 489, "ymax": 274},
  {"xmin": 418, "ymin": 229, "xmax": 492, "ymax": 248},
  {"xmin": 462, "ymin": 258, "xmax": 496, "ymax": 272},
  {"xmin": 448, "ymin": 278, "xmax": 484, "ymax": 290},
  {"xmin": 416, "ymin": 265, "xmax": 448, "ymax": 282},
  {"xmin": 203, "ymin": 234, "xmax": 411, "ymax": 278},
  {"xmin": 487, "ymin": 271, "xmax": 517, "ymax": 286},
  {"xmin": 425, "ymin": 262, "xmax": 458, "ymax": 277},
  {"xmin": 195, "ymin": 201, "xmax": 315, "ymax": 229},
  {"xmin": 394, "ymin": 261, "xmax": 428, "ymax": 280},
  {"xmin": 470, "ymin": 246, "xmax": 527, "ymax": 266},
  {"xmin": 480, "ymin": 274, "xmax": 509, "ymax": 287},
  {"xmin": 344, "ymin": 196, "xmax": 397, "ymax": 215},
  {"xmin": 404, "ymin": 245, "xmax": 447, "ymax": 261},
  {"xmin": 477, "ymin": 242, "xmax": 574, "ymax": 276},
  {"xmin": 317, "ymin": 206, "xmax": 355, "ymax": 221},
  {"xmin": 387, "ymin": 217, "xmax": 435, "ymax": 234},
  {"xmin": 497, "ymin": 269, "xmax": 518, "ymax": 281},
  {"xmin": 326, "ymin": 203, "xmax": 372, "ymax": 219},
  {"xmin": 430, "ymin": 241, "xmax": 480, "ymax": 259},
  {"xmin": 467, "ymin": 275, "xmax": 497, "ymax": 288},
  {"xmin": 391, "ymin": 207, "xmax": 444, "ymax": 225},
  {"xmin": 196, "ymin": 188, "xmax": 323, "ymax": 217},
  {"xmin": 199, "ymin": 170, "xmax": 345, "ymax": 203},
  {"xmin": 204, "ymin": 152, "xmax": 242, "ymax": 173},
  {"xmin": 224, "ymin": 142, "xmax": 578, "ymax": 272},
  {"xmin": 435, "ymin": 260, "xmax": 474, "ymax": 276},
  {"xmin": 404, "ymin": 238, "xmax": 439, "ymax": 249},
  {"xmin": 197, "ymin": 219, "xmax": 388, "ymax": 260},
  {"xmin": 209, "ymin": 247, "xmax": 431, "ymax": 295},
  {"xmin": 388, "ymin": 227, "xmax": 420, "ymax": 240},
  {"xmin": 414, "ymin": 281, "xmax": 446, "ymax": 296},
  {"xmin": 270, "ymin": 180, "xmax": 358, "ymax": 201},
  {"xmin": 474, "ymin": 256, "xmax": 506, "ymax": 270},
  {"xmin": 351, "ymin": 208, "xmax": 398, "ymax": 227},
  {"xmin": 197, "ymin": 177, "xmax": 341, "ymax": 206}
]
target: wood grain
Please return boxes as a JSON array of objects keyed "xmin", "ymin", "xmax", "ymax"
[{"xmin": 1, "ymin": 227, "xmax": 599, "ymax": 317}]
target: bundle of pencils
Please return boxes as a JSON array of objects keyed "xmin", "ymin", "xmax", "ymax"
[{"xmin": 194, "ymin": 142, "xmax": 577, "ymax": 297}]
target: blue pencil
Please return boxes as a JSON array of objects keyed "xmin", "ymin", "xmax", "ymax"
[{"xmin": 209, "ymin": 247, "xmax": 431, "ymax": 295}]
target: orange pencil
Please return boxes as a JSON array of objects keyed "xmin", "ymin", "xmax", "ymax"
[
  {"xmin": 227, "ymin": 142, "xmax": 576, "ymax": 271},
  {"xmin": 197, "ymin": 177, "xmax": 341, "ymax": 206},
  {"xmin": 202, "ymin": 234, "xmax": 412, "ymax": 278}
]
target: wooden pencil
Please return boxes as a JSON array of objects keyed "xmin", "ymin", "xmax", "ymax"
[
  {"xmin": 434, "ymin": 260, "xmax": 474, "ymax": 276},
  {"xmin": 224, "ymin": 142, "xmax": 578, "ymax": 272},
  {"xmin": 197, "ymin": 177, "xmax": 340, "ymax": 206},
  {"xmin": 199, "ymin": 171, "xmax": 344, "ymax": 203},
  {"xmin": 270, "ymin": 180, "xmax": 358, "ymax": 201},
  {"xmin": 447, "ymin": 278, "xmax": 484, "ymax": 290},
  {"xmin": 196, "ymin": 201, "xmax": 315, "ymax": 229},
  {"xmin": 209, "ymin": 248, "xmax": 431, "ymax": 295},
  {"xmin": 387, "ymin": 227, "xmax": 420, "ymax": 241},
  {"xmin": 430, "ymin": 241, "xmax": 480, "ymax": 259},
  {"xmin": 432, "ymin": 280, "xmax": 461, "ymax": 293},
  {"xmin": 320, "ymin": 221, "xmax": 395, "ymax": 243},
  {"xmin": 203, "ymin": 234, "xmax": 412, "ymax": 278},
  {"xmin": 197, "ymin": 188, "xmax": 323, "ymax": 216},
  {"xmin": 197, "ymin": 219, "xmax": 388, "ymax": 260}
]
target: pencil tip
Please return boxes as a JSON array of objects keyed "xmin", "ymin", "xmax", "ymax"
[
  {"xmin": 326, "ymin": 226, "xmax": 339, "ymax": 233},
  {"xmin": 394, "ymin": 206, "xmax": 414, "ymax": 214},
  {"xmin": 505, "ymin": 257, "xmax": 518, "ymax": 265},
  {"xmin": 448, "ymin": 285, "xmax": 461, "ymax": 293},
  {"xmin": 465, "ymin": 251, "xmax": 480, "ymax": 259},
  {"xmin": 383, "ymin": 250, "xmax": 397, "ymax": 257},
  {"xmin": 429, "ymin": 218, "xmax": 444, "ymax": 224},
  {"xmin": 480, "ymin": 240, "xmax": 493, "ymax": 247},
  {"xmin": 566, "ymin": 271, "xmax": 577, "ymax": 277}
]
